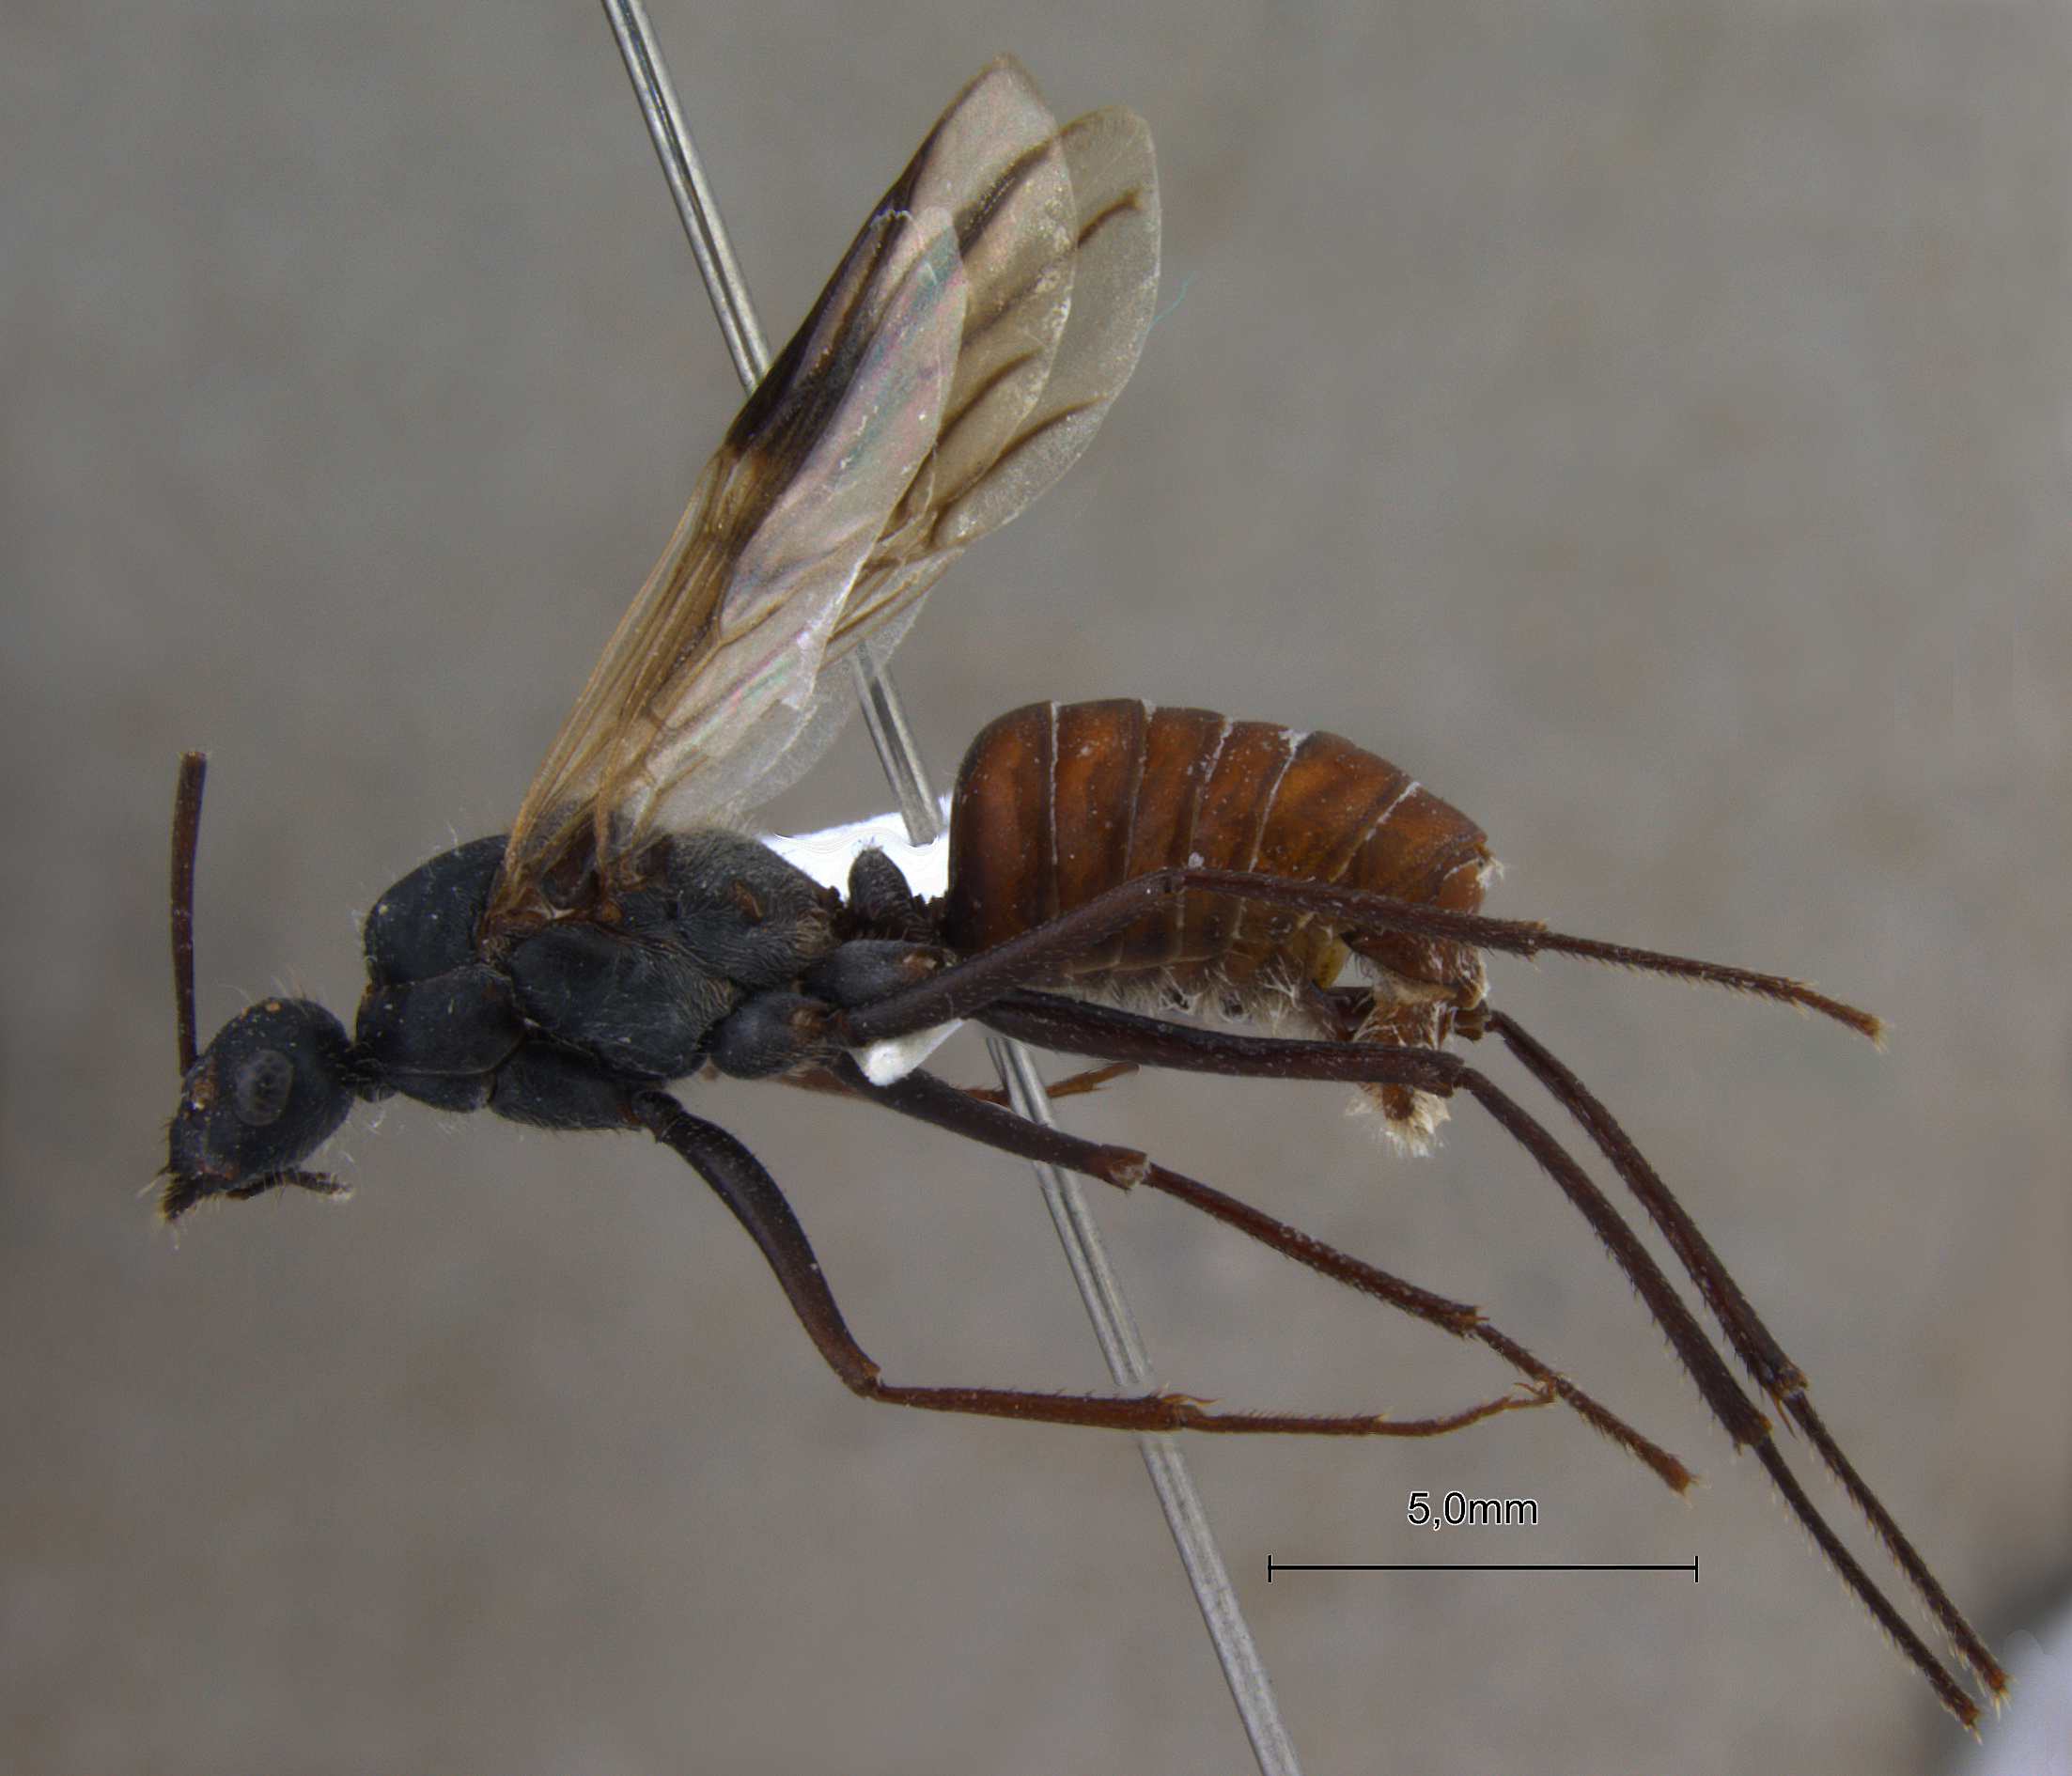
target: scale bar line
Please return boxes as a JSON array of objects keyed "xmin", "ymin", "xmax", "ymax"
[{"xmin": 1269, "ymin": 1558, "xmax": 1698, "ymax": 1579}]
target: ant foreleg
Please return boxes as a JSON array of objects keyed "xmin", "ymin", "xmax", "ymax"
[{"xmin": 631, "ymin": 1090, "xmax": 1550, "ymax": 1441}]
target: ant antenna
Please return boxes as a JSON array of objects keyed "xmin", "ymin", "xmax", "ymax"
[{"xmin": 170, "ymin": 752, "xmax": 208, "ymax": 1075}]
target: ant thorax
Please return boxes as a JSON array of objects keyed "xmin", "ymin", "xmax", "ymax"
[{"xmin": 356, "ymin": 830, "xmax": 834, "ymax": 1131}]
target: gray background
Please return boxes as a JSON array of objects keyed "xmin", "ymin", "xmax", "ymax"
[{"xmin": 7, "ymin": 3, "xmax": 2069, "ymax": 1772}]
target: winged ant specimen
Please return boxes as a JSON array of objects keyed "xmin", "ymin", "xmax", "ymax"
[{"xmin": 161, "ymin": 56, "xmax": 2004, "ymax": 1728}]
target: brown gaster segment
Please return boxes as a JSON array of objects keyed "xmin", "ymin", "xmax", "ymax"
[
  {"xmin": 944, "ymin": 700, "xmax": 1056, "ymax": 950},
  {"xmin": 1181, "ymin": 719, "xmax": 1301, "ymax": 968},
  {"xmin": 945, "ymin": 704, "xmax": 1495, "ymax": 1129},
  {"xmin": 1049, "ymin": 700, "xmax": 1146, "ymax": 962},
  {"xmin": 1115, "ymin": 703, "xmax": 1226, "ymax": 969}
]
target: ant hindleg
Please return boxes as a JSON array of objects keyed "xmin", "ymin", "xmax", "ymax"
[{"xmin": 956, "ymin": 989, "xmax": 1995, "ymax": 1727}]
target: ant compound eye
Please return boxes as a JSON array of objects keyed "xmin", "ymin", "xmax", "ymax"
[{"xmin": 232, "ymin": 1048, "xmax": 294, "ymax": 1127}]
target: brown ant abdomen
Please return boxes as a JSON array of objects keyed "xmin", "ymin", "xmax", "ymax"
[{"xmin": 943, "ymin": 701, "xmax": 1496, "ymax": 1135}]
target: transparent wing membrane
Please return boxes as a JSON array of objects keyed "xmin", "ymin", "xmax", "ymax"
[{"xmin": 491, "ymin": 59, "xmax": 1160, "ymax": 919}]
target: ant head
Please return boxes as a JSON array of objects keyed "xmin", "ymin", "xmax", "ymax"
[
  {"xmin": 163, "ymin": 998, "xmax": 357, "ymax": 1222},
  {"xmin": 160, "ymin": 754, "xmax": 355, "ymax": 1223}
]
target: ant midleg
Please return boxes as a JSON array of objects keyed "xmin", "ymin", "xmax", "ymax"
[{"xmin": 833, "ymin": 1056, "xmax": 1692, "ymax": 1493}]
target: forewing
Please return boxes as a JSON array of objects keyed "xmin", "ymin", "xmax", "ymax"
[
  {"xmin": 742, "ymin": 100, "xmax": 1162, "ymax": 814},
  {"xmin": 491, "ymin": 58, "xmax": 1159, "ymax": 916}
]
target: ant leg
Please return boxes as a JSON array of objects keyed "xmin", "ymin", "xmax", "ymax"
[
  {"xmin": 963, "ymin": 990, "xmax": 1986, "ymax": 1729},
  {"xmin": 1301, "ymin": 961, "xmax": 1996, "ymax": 1685},
  {"xmin": 1485, "ymin": 1008, "xmax": 2006, "ymax": 1700},
  {"xmin": 835, "ymin": 866, "xmax": 1879, "ymax": 1047},
  {"xmin": 631, "ymin": 1090, "xmax": 1550, "ymax": 1441},
  {"xmin": 824, "ymin": 1056, "xmax": 1692, "ymax": 1494}
]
